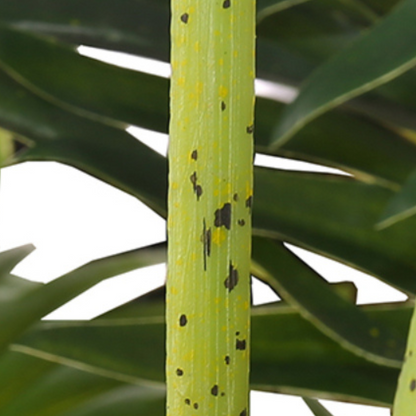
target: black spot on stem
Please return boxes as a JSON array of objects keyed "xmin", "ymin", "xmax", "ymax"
[
  {"xmin": 225, "ymin": 355, "xmax": 230, "ymax": 365},
  {"xmin": 221, "ymin": 101, "xmax": 226, "ymax": 111},
  {"xmin": 411, "ymin": 379, "xmax": 416, "ymax": 391},
  {"xmin": 190, "ymin": 172, "xmax": 203, "ymax": 200},
  {"xmin": 176, "ymin": 368, "xmax": 184, "ymax": 376},
  {"xmin": 245, "ymin": 196, "xmax": 253, "ymax": 213},
  {"xmin": 225, "ymin": 263, "xmax": 239, "ymax": 292},
  {"xmin": 201, "ymin": 219, "xmax": 211, "ymax": 271},
  {"xmin": 180, "ymin": 13, "xmax": 189, "ymax": 23},
  {"xmin": 195, "ymin": 185, "xmax": 203, "ymax": 199},
  {"xmin": 236, "ymin": 339, "xmax": 246, "ymax": 350},
  {"xmin": 191, "ymin": 149, "xmax": 198, "ymax": 160},
  {"xmin": 223, "ymin": 0, "xmax": 231, "ymax": 8},
  {"xmin": 211, "ymin": 385, "xmax": 219, "ymax": 396},
  {"xmin": 214, "ymin": 203, "xmax": 232, "ymax": 230},
  {"xmin": 246, "ymin": 124, "xmax": 254, "ymax": 134},
  {"xmin": 179, "ymin": 314, "xmax": 187, "ymax": 327}
]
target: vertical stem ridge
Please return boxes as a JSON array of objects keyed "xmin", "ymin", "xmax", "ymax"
[{"xmin": 167, "ymin": 0, "xmax": 255, "ymax": 415}]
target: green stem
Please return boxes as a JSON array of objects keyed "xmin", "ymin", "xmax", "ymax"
[
  {"xmin": 167, "ymin": 0, "xmax": 255, "ymax": 415},
  {"xmin": 393, "ymin": 305, "xmax": 416, "ymax": 415}
]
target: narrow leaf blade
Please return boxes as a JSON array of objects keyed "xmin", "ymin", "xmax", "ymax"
[
  {"xmin": 303, "ymin": 397, "xmax": 335, "ymax": 416},
  {"xmin": 378, "ymin": 169, "xmax": 416, "ymax": 229},
  {"xmin": 272, "ymin": 0, "xmax": 416, "ymax": 146},
  {"xmin": 252, "ymin": 237, "xmax": 405, "ymax": 368}
]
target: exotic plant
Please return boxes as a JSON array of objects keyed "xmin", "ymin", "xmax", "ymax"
[{"xmin": 1, "ymin": 0, "xmax": 416, "ymax": 415}]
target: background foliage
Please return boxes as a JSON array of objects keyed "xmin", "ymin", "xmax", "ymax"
[{"xmin": 0, "ymin": 0, "xmax": 416, "ymax": 414}]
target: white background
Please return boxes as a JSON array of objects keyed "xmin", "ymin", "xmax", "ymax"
[{"xmin": 0, "ymin": 47, "xmax": 405, "ymax": 415}]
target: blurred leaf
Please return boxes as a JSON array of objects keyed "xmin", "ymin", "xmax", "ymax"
[
  {"xmin": 271, "ymin": 0, "xmax": 416, "ymax": 147},
  {"xmin": 251, "ymin": 301, "xmax": 409, "ymax": 406},
  {"xmin": 59, "ymin": 385, "xmax": 165, "ymax": 416},
  {"xmin": 0, "ymin": 25, "xmax": 169, "ymax": 131},
  {"xmin": 0, "ymin": 243, "xmax": 165, "ymax": 351},
  {"xmin": 328, "ymin": 281, "xmax": 357, "ymax": 304},
  {"xmin": 0, "ymin": 244, "xmax": 36, "ymax": 278},
  {"xmin": 377, "ymin": 169, "xmax": 416, "ymax": 229},
  {"xmin": 0, "ymin": 68, "xmax": 166, "ymax": 216},
  {"xmin": 257, "ymin": 0, "xmax": 312, "ymax": 23},
  {"xmin": 15, "ymin": 298, "xmax": 411, "ymax": 407},
  {"xmin": 0, "ymin": 0, "xmax": 170, "ymax": 61},
  {"xmin": 0, "ymin": 349, "xmax": 165, "ymax": 416},
  {"xmin": 253, "ymin": 168, "xmax": 416, "ymax": 295},
  {"xmin": 303, "ymin": 398, "xmax": 334, "ymax": 416},
  {"xmin": 255, "ymin": 98, "xmax": 416, "ymax": 188},
  {"xmin": 252, "ymin": 236, "xmax": 405, "ymax": 368}
]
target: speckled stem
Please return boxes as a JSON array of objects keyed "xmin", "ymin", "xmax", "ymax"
[
  {"xmin": 393, "ymin": 307, "xmax": 416, "ymax": 414},
  {"xmin": 167, "ymin": 1, "xmax": 255, "ymax": 415}
]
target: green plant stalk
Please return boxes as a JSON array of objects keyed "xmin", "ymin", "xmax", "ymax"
[
  {"xmin": 393, "ymin": 306, "xmax": 416, "ymax": 414},
  {"xmin": 167, "ymin": 0, "xmax": 255, "ymax": 415},
  {"xmin": 0, "ymin": 127, "xmax": 13, "ymax": 165}
]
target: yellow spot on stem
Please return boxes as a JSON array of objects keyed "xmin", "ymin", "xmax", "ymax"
[
  {"xmin": 212, "ymin": 228, "xmax": 227, "ymax": 245},
  {"xmin": 196, "ymin": 82, "xmax": 204, "ymax": 95},
  {"xmin": 219, "ymin": 85, "xmax": 228, "ymax": 98}
]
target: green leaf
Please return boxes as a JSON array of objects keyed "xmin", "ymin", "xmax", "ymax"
[
  {"xmin": 0, "ymin": 67, "xmax": 167, "ymax": 216},
  {"xmin": 377, "ymin": 169, "xmax": 416, "ymax": 229},
  {"xmin": 0, "ymin": 25, "xmax": 169, "ymax": 131},
  {"xmin": 0, "ymin": 350, "xmax": 165, "ymax": 416},
  {"xmin": 0, "ymin": 0, "xmax": 171, "ymax": 61},
  {"xmin": 251, "ymin": 301, "xmax": 409, "ymax": 406},
  {"xmin": 303, "ymin": 398, "xmax": 334, "ymax": 416},
  {"xmin": 0, "ymin": 244, "xmax": 36, "ymax": 278},
  {"xmin": 255, "ymin": 98, "xmax": 416, "ymax": 188},
  {"xmin": 0, "ymin": 243, "xmax": 165, "ymax": 351},
  {"xmin": 251, "ymin": 236, "xmax": 405, "ymax": 368},
  {"xmin": 253, "ymin": 168, "xmax": 416, "ymax": 295},
  {"xmin": 257, "ymin": 0, "xmax": 312, "ymax": 24},
  {"xmin": 15, "ymin": 299, "xmax": 410, "ymax": 407},
  {"xmin": 271, "ymin": 0, "xmax": 416, "ymax": 147},
  {"xmin": 59, "ymin": 385, "xmax": 165, "ymax": 416}
]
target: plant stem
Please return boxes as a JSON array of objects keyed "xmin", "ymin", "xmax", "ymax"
[
  {"xmin": 393, "ymin": 306, "xmax": 416, "ymax": 415},
  {"xmin": 167, "ymin": 0, "xmax": 255, "ymax": 415}
]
